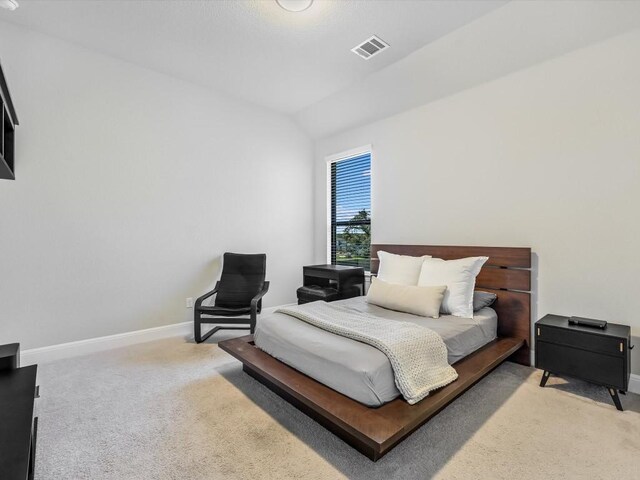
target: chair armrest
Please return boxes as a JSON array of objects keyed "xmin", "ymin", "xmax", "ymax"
[
  {"xmin": 195, "ymin": 282, "xmax": 220, "ymax": 308},
  {"xmin": 250, "ymin": 281, "xmax": 270, "ymax": 310}
]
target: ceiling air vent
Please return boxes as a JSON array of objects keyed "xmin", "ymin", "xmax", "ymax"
[{"xmin": 351, "ymin": 35, "xmax": 389, "ymax": 60}]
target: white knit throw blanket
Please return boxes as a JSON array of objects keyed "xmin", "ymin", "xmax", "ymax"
[{"xmin": 276, "ymin": 302, "xmax": 458, "ymax": 405}]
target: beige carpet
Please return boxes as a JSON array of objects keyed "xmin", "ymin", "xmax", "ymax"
[{"xmin": 35, "ymin": 333, "xmax": 640, "ymax": 479}]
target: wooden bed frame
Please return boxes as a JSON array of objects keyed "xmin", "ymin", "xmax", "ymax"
[{"xmin": 219, "ymin": 245, "xmax": 531, "ymax": 461}]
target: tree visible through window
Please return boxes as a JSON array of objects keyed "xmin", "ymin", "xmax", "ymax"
[{"xmin": 330, "ymin": 153, "xmax": 371, "ymax": 269}]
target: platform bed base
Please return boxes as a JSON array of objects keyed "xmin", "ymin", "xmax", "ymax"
[{"xmin": 219, "ymin": 334, "xmax": 524, "ymax": 461}]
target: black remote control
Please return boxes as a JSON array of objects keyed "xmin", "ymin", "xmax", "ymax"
[{"xmin": 568, "ymin": 316, "xmax": 607, "ymax": 329}]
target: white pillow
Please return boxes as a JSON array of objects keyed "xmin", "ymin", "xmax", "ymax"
[
  {"xmin": 418, "ymin": 256, "xmax": 488, "ymax": 318},
  {"xmin": 377, "ymin": 251, "xmax": 431, "ymax": 285},
  {"xmin": 367, "ymin": 276, "xmax": 446, "ymax": 318}
]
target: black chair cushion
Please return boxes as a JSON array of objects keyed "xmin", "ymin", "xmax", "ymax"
[{"xmin": 215, "ymin": 253, "xmax": 266, "ymax": 309}]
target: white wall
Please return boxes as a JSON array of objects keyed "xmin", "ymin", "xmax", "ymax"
[
  {"xmin": 314, "ymin": 30, "xmax": 640, "ymax": 371},
  {"xmin": 0, "ymin": 22, "xmax": 314, "ymax": 349}
]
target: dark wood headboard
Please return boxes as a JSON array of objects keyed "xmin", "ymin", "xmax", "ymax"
[{"xmin": 370, "ymin": 244, "xmax": 532, "ymax": 366}]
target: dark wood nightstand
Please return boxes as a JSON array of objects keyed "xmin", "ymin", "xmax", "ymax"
[{"xmin": 535, "ymin": 314, "xmax": 632, "ymax": 411}]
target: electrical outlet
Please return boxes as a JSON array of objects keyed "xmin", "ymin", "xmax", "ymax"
[{"xmin": 186, "ymin": 297, "xmax": 193, "ymax": 308}]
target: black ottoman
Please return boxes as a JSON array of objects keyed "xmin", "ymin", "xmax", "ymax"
[
  {"xmin": 297, "ymin": 285, "xmax": 340, "ymax": 304},
  {"xmin": 296, "ymin": 285, "xmax": 361, "ymax": 305}
]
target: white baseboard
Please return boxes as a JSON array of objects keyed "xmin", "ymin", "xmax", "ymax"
[
  {"xmin": 20, "ymin": 305, "xmax": 283, "ymax": 366},
  {"xmin": 20, "ymin": 321, "xmax": 192, "ymax": 366},
  {"xmin": 530, "ymin": 349, "xmax": 535, "ymax": 366}
]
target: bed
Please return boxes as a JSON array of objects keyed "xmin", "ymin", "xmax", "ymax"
[
  {"xmin": 219, "ymin": 244, "xmax": 531, "ymax": 461},
  {"xmin": 254, "ymin": 297, "xmax": 498, "ymax": 406}
]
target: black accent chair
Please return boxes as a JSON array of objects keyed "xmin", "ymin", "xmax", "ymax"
[{"xmin": 194, "ymin": 253, "xmax": 269, "ymax": 344}]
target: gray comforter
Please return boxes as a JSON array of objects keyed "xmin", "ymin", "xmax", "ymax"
[
  {"xmin": 254, "ymin": 297, "xmax": 497, "ymax": 406},
  {"xmin": 275, "ymin": 301, "xmax": 458, "ymax": 404}
]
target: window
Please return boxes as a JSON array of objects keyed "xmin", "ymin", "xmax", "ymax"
[{"xmin": 329, "ymin": 151, "xmax": 371, "ymax": 269}]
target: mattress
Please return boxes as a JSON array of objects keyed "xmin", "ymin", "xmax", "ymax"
[{"xmin": 254, "ymin": 296, "xmax": 497, "ymax": 407}]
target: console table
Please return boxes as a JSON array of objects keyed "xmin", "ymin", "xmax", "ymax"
[
  {"xmin": 535, "ymin": 314, "xmax": 632, "ymax": 411},
  {"xmin": 0, "ymin": 344, "xmax": 38, "ymax": 479}
]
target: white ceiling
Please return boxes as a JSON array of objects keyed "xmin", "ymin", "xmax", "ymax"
[
  {"xmin": 0, "ymin": 0, "xmax": 506, "ymax": 114},
  {"xmin": 297, "ymin": 0, "xmax": 640, "ymax": 138},
  {"xmin": 2, "ymin": 1, "xmax": 640, "ymax": 139}
]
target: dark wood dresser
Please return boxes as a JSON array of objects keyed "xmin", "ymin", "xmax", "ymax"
[
  {"xmin": 0, "ymin": 344, "xmax": 38, "ymax": 479},
  {"xmin": 535, "ymin": 314, "xmax": 631, "ymax": 410}
]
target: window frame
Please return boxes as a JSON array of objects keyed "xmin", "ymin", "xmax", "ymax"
[{"xmin": 325, "ymin": 145, "xmax": 372, "ymax": 270}]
